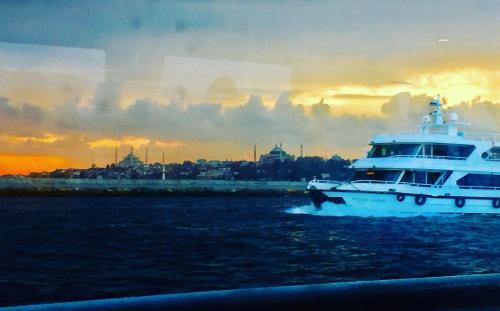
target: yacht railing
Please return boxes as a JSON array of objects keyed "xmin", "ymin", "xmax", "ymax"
[
  {"xmin": 375, "ymin": 131, "xmax": 500, "ymax": 142},
  {"xmin": 464, "ymin": 132, "xmax": 500, "ymax": 142},
  {"xmin": 345, "ymin": 180, "xmax": 499, "ymax": 190},
  {"xmin": 323, "ymin": 174, "xmax": 499, "ymax": 190},
  {"xmin": 310, "ymin": 180, "xmax": 342, "ymax": 185},
  {"xmin": 351, "ymin": 180, "xmax": 438, "ymax": 188},
  {"xmin": 485, "ymin": 158, "xmax": 500, "ymax": 162},
  {"xmin": 375, "ymin": 131, "xmax": 446, "ymax": 137},
  {"xmin": 389, "ymin": 155, "xmax": 468, "ymax": 161},
  {"xmin": 351, "ymin": 180, "xmax": 396, "ymax": 185},
  {"xmin": 398, "ymin": 182, "xmax": 435, "ymax": 188},
  {"xmin": 459, "ymin": 185, "xmax": 500, "ymax": 191}
]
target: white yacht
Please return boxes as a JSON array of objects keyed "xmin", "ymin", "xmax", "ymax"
[{"xmin": 307, "ymin": 96, "xmax": 500, "ymax": 214}]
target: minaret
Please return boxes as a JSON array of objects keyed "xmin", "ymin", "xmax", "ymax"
[
  {"xmin": 300, "ymin": 144, "xmax": 303, "ymax": 158},
  {"xmin": 161, "ymin": 151, "xmax": 166, "ymax": 181},
  {"xmin": 130, "ymin": 146, "xmax": 134, "ymax": 155},
  {"xmin": 253, "ymin": 144, "xmax": 257, "ymax": 163},
  {"xmin": 145, "ymin": 147, "xmax": 148, "ymax": 165},
  {"xmin": 114, "ymin": 145, "xmax": 118, "ymax": 164}
]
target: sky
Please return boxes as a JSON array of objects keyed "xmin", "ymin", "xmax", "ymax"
[{"xmin": 0, "ymin": 0, "xmax": 499, "ymax": 174}]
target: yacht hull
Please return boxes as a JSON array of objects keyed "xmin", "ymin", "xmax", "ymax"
[{"xmin": 310, "ymin": 189, "xmax": 500, "ymax": 215}]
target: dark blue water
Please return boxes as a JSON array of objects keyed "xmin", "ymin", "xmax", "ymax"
[{"xmin": 2, "ymin": 196, "xmax": 500, "ymax": 307}]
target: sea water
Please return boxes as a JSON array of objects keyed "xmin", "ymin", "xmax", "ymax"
[{"xmin": 1, "ymin": 195, "xmax": 499, "ymax": 307}]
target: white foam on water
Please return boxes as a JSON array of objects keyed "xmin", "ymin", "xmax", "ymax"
[{"xmin": 285, "ymin": 203, "xmax": 462, "ymax": 218}]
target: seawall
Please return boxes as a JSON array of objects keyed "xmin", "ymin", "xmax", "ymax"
[{"xmin": 0, "ymin": 177, "xmax": 308, "ymax": 196}]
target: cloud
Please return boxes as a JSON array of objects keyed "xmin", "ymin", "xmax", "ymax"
[
  {"xmin": 0, "ymin": 97, "xmax": 44, "ymax": 123},
  {"xmin": 310, "ymin": 99, "xmax": 331, "ymax": 118},
  {"xmin": 154, "ymin": 140, "xmax": 188, "ymax": 148},
  {"xmin": 50, "ymin": 85, "xmax": 500, "ymax": 151},
  {"xmin": 0, "ymin": 134, "xmax": 63, "ymax": 144},
  {"xmin": 381, "ymin": 92, "xmax": 432, "ymax": 125},
  {"xmin": 331, "ymin": 94, "xmax": 392, "ymax": 100},
  {"xmin": 0, "ymin": 97, "xmax": 45, "ymax": 135},
  {"xmin": 450, "ymin": 101, "xmax": 500, "ymax": 132},
  {"xmin": 88, "ymin": 136, "xmax": 150, "ymax": 149},
  {"xmin": 1, "ymin": 83, "xmax": 499, "ymax": 170},
  {"xmin": 5, "ymin": 0, "xmax": 500, "ymax": 95}
]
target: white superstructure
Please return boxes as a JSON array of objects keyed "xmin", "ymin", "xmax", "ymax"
[{"xmin": 307, "ymin": 95, "xmax": 500, "ymax": 214}]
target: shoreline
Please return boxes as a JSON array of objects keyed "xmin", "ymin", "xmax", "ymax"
[{"xmin": 0, "ymin": 177, "xmax": 308, "ymax": 196}]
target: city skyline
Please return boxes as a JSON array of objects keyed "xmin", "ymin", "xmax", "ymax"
[
  {"xmin": 1, "ymin": 142, "xmax": 323, "ymax": 176},
  {"xmin": 0, "ymin": 1, "xmax": 499, "ymax": 174}
]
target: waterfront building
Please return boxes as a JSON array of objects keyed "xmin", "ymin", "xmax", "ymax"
[
  {"xmin": 196, "ymin": 159, "xmax": 207, "ymax": 166},
  {"xmin": 259, "ymin": 144, "xmax": 295, "ymax": 165},
  {"xmin": 197, "ymin": 167, "xmax": 232, "ymax": 179},
  {"xmin": 116, "ymin": 151, "xmax": 144, "ymax": 169},
  {"xmin": 206, "ymin": 160, "xmax": 223, "ymax": 167}
]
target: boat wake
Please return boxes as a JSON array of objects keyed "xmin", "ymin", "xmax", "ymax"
[{"xmin": 285, "ymin": 203, "xmax": 462, "ymax": 218}]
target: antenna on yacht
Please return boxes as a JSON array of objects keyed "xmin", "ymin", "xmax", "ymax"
[
  {"xmin": 429, "ymin": 94, "xmax": 444, "ymax": 126},
  {"xmin": 425, "ymin": 94, "xmax": 464, "ymax": 136}
]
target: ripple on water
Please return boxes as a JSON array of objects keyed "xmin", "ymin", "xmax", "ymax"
[{"xmin": 285, "ymin": 203, "xmax": 464, "ymax": 218}]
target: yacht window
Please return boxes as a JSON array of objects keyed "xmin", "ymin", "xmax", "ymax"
[
  {"xmin": 368, "ymin": 144, "xmax": 420, "ymax": 158},
  {"xmin": 483, "ymin": 147, "xmax": 500, "ymax": 161},
  {"xmin": 432, "ymin": 145, "xmax": 448, "ymax": 157},
  {"xmin": 368, "ymin": 143, "xmax": 474, "ymax": 159},
  {"xmin": 353, "ymin": 170, "xmax": 402, "ymax": 182},
  {"xmin": 414, "ymin": 171, "xmax": 426, "ymax": 184},
  {"xmin": 401, "ymin": 171, "xmax": 412, "ymax": 183},
  {"xmin": 400, "ymin": 171, "xmax": 443, "ymax": 185},
  {"xmin": 427, "ymin": 172, "xmax": 442, "ymax": 184},
  {"xmin": 381, "ymin": 147, "xmax": 387, "ymax": 157},
  {"xmin": 423, "ymin": 144, "xmax": 431, "ymax": 156},
  {"xmin": 457, "ymin": 174, "xmax": 500, "ymax": 188},
  {"xmin": 423, "ymin": 144, "xmax": 475, "ymax": 159},
  {"xmin": 436, "ymin": 171, "xmax": 453, "ymax": 186}
]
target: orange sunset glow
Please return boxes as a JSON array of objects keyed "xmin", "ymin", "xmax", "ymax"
[{"xmin": 0, "ymin": 154, "xmax": 75, "ymax": 175}]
